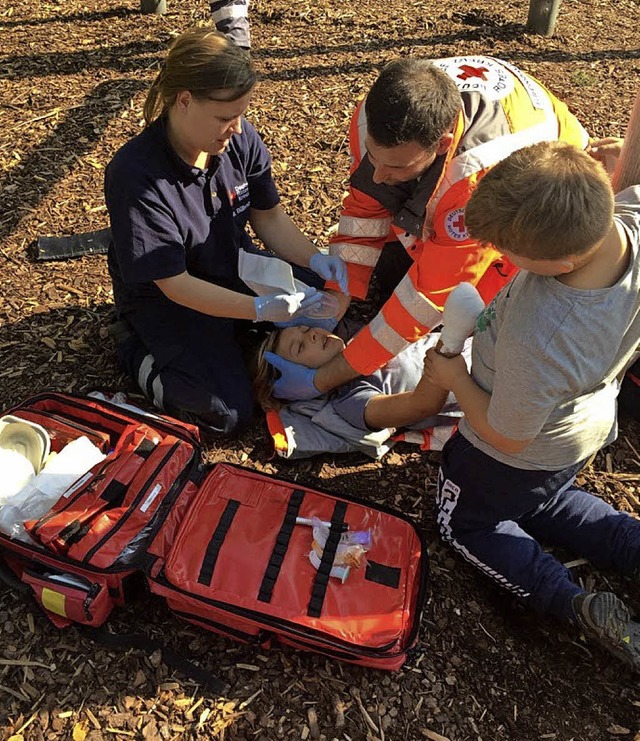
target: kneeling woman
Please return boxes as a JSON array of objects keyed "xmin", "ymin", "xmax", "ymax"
[{"xmin": 105, "ymin": 27, "xmax": 346, "ymax": 435}]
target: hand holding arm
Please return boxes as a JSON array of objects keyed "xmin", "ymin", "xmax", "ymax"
[
  {"xmin": 422, "ymin": 349, "xmax": 531, "ymax": 454},
  {"xmin": 587, "ymin": 137, "xmax": 624, "ymax": 163}
]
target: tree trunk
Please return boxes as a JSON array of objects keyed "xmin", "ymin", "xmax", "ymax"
[
  {"xmin": 526, "ymin": 0, "xmax": 562, "ymax": 36},
  {"xmin": 140, "ymin": 0, "xmax": 167, "ymax": 14}
]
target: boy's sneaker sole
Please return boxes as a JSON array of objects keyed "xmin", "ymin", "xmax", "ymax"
[{"xmin": 573, "ymin": 591, "xmax": 640, "ymax": 671}]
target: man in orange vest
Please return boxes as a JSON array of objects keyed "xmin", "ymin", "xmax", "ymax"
[{"xmin": 266, "ymin": 56, "xmax": 588, "ymax": 398}]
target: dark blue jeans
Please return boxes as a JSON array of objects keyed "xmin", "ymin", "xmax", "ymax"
[{"xmin": 437, "ymin": 432, "xmax": 640, "ymax": 620}]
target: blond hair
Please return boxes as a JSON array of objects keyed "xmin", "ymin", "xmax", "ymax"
[
  {"xmin": 465, "ymin": 141, "xmax": 615, "ymax": 260},
  {"xmin": 143, "ymin": 26, "xmax": 257, "ymax": 125},
  {"xmin": 252, "ymin": 330, "xmax": 282, "ymax": 411}
]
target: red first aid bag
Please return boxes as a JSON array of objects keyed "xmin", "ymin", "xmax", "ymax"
[
  {"xmin": 147, "ymin": 464, "xmax": 427, "ymax": 670},
  {"xmin": 0, "ymin": 393, "xmax": 427, "ymax": 670}
]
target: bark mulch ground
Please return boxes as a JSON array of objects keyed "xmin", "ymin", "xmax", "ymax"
[{"xmin": 1, "ymin": 0, "xmax": 640, "ymax": 738}]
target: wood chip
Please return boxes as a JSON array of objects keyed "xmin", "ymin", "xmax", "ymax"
[
  {"xmin": 420, "ymin": 730, "xmax": 451, "ymax": 741},
  {"xmin": 307, "ymin": 707, "xmax": 320, "ymax": 740},
  {"xmin": 84, "ymin": 708, "xmax": 100, "ymax": 729},
  {"xmin": 0, "ymin": 659, "xmax": 54, "ymax": 670},
  {"xmin": 351, "ymin": 689, "xmax": 378, "ymax": 734}
]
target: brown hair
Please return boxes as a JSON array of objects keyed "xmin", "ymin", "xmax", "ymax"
[
  {"xmin": 365, "ymin": 59, "xmax": 461, "ymax": 150},
  {"xmin": 252, "ymin": 330, "xmax": 282, "ymax": 411},
  {"xmin": 465, "ymin": 141, "xmax": 615, "ymax": 260},
  {"xmin": 143, "ymin": 26, "xmax": 257, "ymax": 125}
]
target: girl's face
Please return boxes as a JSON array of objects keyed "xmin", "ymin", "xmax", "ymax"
[
  {"xmin": 172, "ymin": 88, "xmax": 253, "ymax": 160},
  {"xmin": 275, "ymin": 326, "xmax": 346, "ymax": 368}
]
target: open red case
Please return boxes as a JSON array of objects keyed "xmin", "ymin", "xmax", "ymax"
[{"xmin": 0, "ymin": 392, "xmax": 428, "ymax": 670}]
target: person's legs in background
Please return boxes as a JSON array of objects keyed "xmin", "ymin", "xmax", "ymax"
[{"xmin": 210, "ymin": 0, "xmax": 250, "ymax": 50}]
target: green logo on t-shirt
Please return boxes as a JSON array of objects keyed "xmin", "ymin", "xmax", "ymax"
[{"xmin": 475, "ymin": 303, "xmax": 496, "ymax": 333}]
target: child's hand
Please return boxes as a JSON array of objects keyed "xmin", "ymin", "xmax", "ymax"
[
  {"xmin": 422, "ymin": 347, "xmax": 469, "ymax": 391},
  {"xmin": 587, "ymin": 137, "xmax": 624, "ymax": 164},
  {"xmin": 411, "ymin": 363, "xmax": 450, "ymax": 415}
]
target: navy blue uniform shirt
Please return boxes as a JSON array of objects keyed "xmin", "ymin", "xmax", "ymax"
[{"xmin": 105, "ymin": 115, "xmax": 279, "ymax": 313}]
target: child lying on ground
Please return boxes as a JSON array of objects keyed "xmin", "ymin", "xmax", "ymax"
[
  {"xmin": 255, "ymin": 319, "xmax": 469, "ymax": 435},
  {"xmin": 423, "ymin": 140, "xmax": 640, "ymax": 670}
]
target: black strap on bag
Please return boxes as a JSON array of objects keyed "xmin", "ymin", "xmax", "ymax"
[
  {"xmin": 81, "ymin": 626, "xmax": 225, "ymax": 693},
  {"xmin": 258, "ymin": 488, "xmax": 305, "ymax": 603},
  {"xmin": 198, "ymin": 499, "xmax": 240, "ymax": 586},
  {"xmin": 0, "ymin": 552, "xmax": 225, "ymax": 693},
  {"xmin": 365, "ymin": 560, "xmax": 401, "ymax": 589},
  {"xmin": 307, "ymin": 501, "xmax": 348, "ymax": 618}
]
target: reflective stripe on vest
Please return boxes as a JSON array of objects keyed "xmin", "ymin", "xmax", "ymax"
[
  {"xmin": 394, "ymin": 273, "xmax": 443, "ymax": 329},
  {"xmin": 368, "ymin": 313, "xmax": 411, "ymax": 358},
  {"xmin": 329, "ymin": 241, "xmax": 382, "ymax": 268},
  {"xmin": 350, "ymin": 277, "xmax": 444, "ymax": 365},
  {"xmin": 426, "ymin": 117, "xmax": 560, "ymax": 232},
  {"xmin": 451, "ymin": 117, "xmax": 559, "ymax": 185},
  {"xmin": 339, "ymin": 213, "xmax": 391, "ymax": 239}
]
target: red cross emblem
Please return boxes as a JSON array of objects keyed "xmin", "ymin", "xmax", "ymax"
[
  {"xmin": 457, "ymin": 65, "xmax": 489, "ymax": 81},
  {"xmin": 445, "ymin": 208, "xmax": 468, "ymax": 241},
  {"xmin": 452, "ymin": 213, "xmax": 466, "ymax": 233}
]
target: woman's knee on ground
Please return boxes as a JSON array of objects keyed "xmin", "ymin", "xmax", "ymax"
[{"xmin": 162, "ymin": 380, "xmax": 254, "ymax": 436}]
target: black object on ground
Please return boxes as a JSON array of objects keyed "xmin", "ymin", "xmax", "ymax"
[{"xmin": 33, "ymin": 228, "xmax": 112, "ymax": 261}]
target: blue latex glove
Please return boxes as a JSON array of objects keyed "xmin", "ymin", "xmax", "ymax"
[
  {"xmin": 264, "ymin": 352, "xmax": 321, "ymax": 400},
  {"xmin": 309, "ymin": 252, "xmax": 349, "ymax": 294},
  {"xmin": 275, "ymin": 313, "xmax": 339, "ymax": 332},
  {"xmin": 254, "ymin": 287, "xmax": 322, "ymax": 323}
]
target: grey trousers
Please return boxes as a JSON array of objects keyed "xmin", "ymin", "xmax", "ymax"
[{"xmin": 211, "ymin": 0, "xmax": 251, "ymax": 49}]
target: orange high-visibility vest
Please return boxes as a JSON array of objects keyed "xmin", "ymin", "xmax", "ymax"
[{"xmin": 329, "ymin": 56, "xmax": 588, "ymax": 375}]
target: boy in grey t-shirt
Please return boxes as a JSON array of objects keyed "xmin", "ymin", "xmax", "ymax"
[{"xmin": 423, "ymin": 140, "xmax": 640, "ymax": 670}]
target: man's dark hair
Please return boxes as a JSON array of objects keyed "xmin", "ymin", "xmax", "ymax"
[{"xmin": 365, "ymin": 59, "xmax": 461, "ymax": 150}]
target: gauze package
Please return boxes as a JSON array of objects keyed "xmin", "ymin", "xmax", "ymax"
[{"xmin": 238, "ymin": 250, "xmax": 338, "ymax": 319}]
